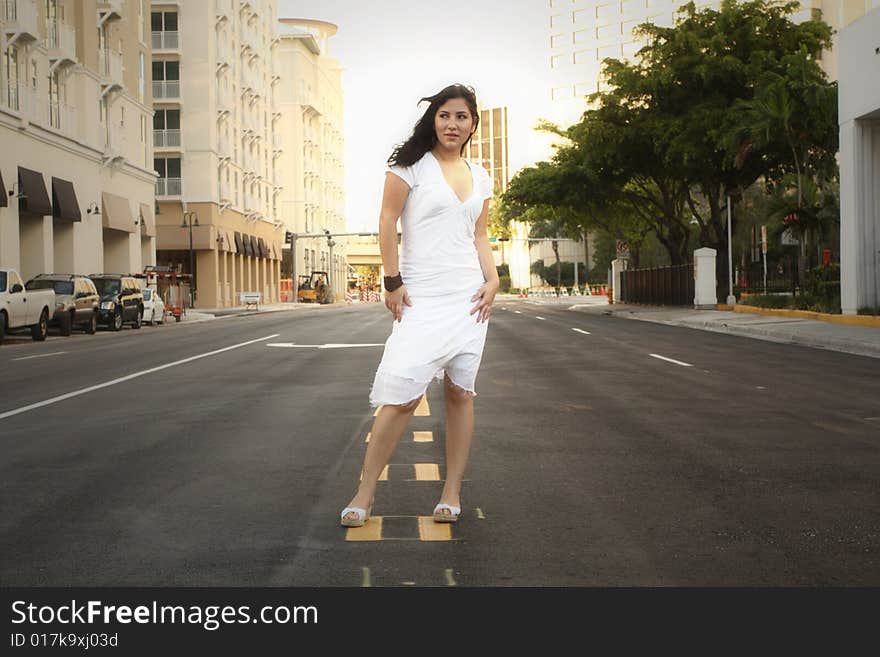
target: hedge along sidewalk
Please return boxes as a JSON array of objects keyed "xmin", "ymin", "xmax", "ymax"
[{"xmin": 733, "ymin": 304, "xmax": 880, "ymax": 329}]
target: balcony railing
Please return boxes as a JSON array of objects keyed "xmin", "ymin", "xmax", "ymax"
[
  {"xmin": 46, "ymin": 19, "xmax": 76, "ymax": 64},
  {"xmin": 156, "ymin": 177, "xmax": 182, "ymax": 197},
  {"xmin": 98, "ymin": 48, "xmax": 123, "ymax": 88},
  {"xmin": 152, "ymin": 79, "xmax": 181, "ymax": 99},
  {"xmin": 153, "ymin": 129, "xmax": 181, "ymax": 148},
  {"xmin": 151, "ymin": 30, "xmax": 180, "ymax": 50}
]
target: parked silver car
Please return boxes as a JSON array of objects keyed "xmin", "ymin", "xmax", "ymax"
[{"xmin": 24, "ymin": 274, "xmax": 100, "ymax": 335}]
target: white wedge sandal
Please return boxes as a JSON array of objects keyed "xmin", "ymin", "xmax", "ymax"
[
  {"xmin": 340, "ymin": 497, "xmax": 374, "ymax": 527},
  {"xmin": 433, "ymin": 503, "xmax": 461, "ymax": 523}
]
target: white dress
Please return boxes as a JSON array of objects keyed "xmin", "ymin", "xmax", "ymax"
[{"xmin": 369, "ymin": 150, "xmax": 493, "ymax": 407}]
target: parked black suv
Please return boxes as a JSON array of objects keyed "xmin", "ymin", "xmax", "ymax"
[
  {"xmin": 89, "ymin": 274, "xmax": 144, "ymax": 331},
  {"xmin": 25, "ymin": 274, "xmax": 100, "ymax": 335}
]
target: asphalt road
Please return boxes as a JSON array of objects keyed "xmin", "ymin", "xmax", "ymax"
[{"xmin": 1, "ymin": 299, "xmax": 878, "ymax": 586}]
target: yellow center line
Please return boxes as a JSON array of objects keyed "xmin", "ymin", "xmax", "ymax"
[
  {"xmin": 414, "ymin": 463, "xmax": 440, "ymax": 481},
  {"xmin": 345, "ymin": 517, "xmax": 383, "ymax": 541},
  {"xmin": 418, "ymin": 516, "xmax": 452, "ymax": 541}
]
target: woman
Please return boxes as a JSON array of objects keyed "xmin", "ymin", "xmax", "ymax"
[{"xmin": 341, "ymin": 84, "xmax": 499, "ymax": 527}]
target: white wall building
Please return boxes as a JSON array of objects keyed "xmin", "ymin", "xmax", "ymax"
[
  {"xmin": 1, "ymin": 0, "xmax": 156, "ymax": 281},
  {"xmin": 838, "ymin": 6, "xmax": 880, "ymax": 314},
  {"xmin": 546, "ymin": 1, "xmax": 872, "ymax": 131}
]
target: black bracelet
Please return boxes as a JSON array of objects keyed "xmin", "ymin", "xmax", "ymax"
[{"xmin": 383, "ymin": 273, "xmax": 404, "ymax": 292}]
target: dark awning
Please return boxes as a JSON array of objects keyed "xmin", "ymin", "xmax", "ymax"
[
  {"xmin": 243, "ymin": 233, "xmax": 253, "ymax": 257},
  {"xmin": 18, "ymin": 167, "xmax": 53, "ymax": 216},
  {"xmin": 258, "ymin": 238, "xmax": 267, "ymax": 258},
  {"xmin": 52, "ymin": 177, "xmax": 82, "ymax": 222},
  {"xmin": 250, "ymin": 235, "xmax": 259, "ymax": 258},
  {"xmin": 234, "ymin": 231, "xmax": 243, "ymax": 254},
  {"xmin": 0, "ymin": 170, "xmax": 7, "ymax": 208}
]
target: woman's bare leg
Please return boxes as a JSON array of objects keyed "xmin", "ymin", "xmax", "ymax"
[
  {"xmin": 437, "ymin": 374, "xmax": 475, "ymax": 515},
  {"xmin": 343, "ymin": 397, "xmax": 421, "ymax": 521}
]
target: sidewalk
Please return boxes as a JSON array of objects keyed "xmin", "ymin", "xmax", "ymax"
[
  {"xmin": 567, "ymin": 301, "xmax": 880, "ymax": 359},
  {"xmin": 183, "ymin": 301, "xmax": 347, "ymax": 323}
]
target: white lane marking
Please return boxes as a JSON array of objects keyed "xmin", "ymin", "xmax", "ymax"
[
  {"xmin": 535, "ymin": 316, "xmax": 546, "ymax": 320},
  {"xmin": 361, "ymin": 567, "xmax": 371, "ymax": 587},
  {"xmin": 0, "ymin": 334, "xmax": 280, "ymax": 421},
  {"xmin": 444, "ymin": 569, "xmax": 458, "ymax": 587},
  {"xmin": 572, "ymin": 328, "xmax": 591, "ymax": 335},
  {"xmin": 12, "ymin": 351, "xmax": 68, "ymax": 361},
  {"xmin": 514, "ymin": 310, "xmax": 522, "ymax": 314},
  {"xmin": 649, "ymin": 353, "xmax": 693, "ymax": 368},
  {"xmin": 266, "ymin": 343, "xmax": 384, "ymax": 349},
  {"xmin": 475, "ymin": 508, "xmax": 485, "ymax": 519}
]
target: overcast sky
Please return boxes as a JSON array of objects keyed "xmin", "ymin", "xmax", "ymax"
[{"xmin": 279, "ymin": 0, "xmax": 554, "ymax": 232}]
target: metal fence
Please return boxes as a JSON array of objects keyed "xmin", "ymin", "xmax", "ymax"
[{"xmin": 620, "ymin": 263, "xmax": 695, "ymax": 306}]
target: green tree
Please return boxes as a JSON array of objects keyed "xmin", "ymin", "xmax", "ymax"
[{"xmin": 505, "ymin": 0, "xmax": 836, "ymax": 300}]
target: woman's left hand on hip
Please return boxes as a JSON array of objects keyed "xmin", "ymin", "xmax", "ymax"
[{"xmin": 470, "ymin": 280, "xmax": 499, "ymax": 323}]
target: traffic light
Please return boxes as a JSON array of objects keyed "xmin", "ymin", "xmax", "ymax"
[{"xmin": 285, "ymin": 231, "xmax": 293, "ymax": 243}]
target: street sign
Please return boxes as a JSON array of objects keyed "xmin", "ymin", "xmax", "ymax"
[{"xmin": 489, "ymin": 236, "xmax": 497, "ymax": 243}]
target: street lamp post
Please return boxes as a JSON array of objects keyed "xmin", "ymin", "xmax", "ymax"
[{"xmin": 182, "ymin": 211, "xmax": 199, "ymax": 306}]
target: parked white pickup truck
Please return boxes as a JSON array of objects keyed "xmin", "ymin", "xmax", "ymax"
[{"xmin": 0, "ymin": 267, "xmax": 55, "ymax": 344}]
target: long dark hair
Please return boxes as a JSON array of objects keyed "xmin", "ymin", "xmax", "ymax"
[{"xmin": 388, "ymin": 84, "xmax": 480, "ymax": 168}]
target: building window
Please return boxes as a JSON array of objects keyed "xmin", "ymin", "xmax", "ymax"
[
  {"xmin": 154, "ymin": 157, "xmax": 182, "ymax": 196},
  {"xmin": 48, "ymin": 69, "xmax": 60, "ymax": 128},
  {"xmin": 550, "ymin": 33, "xmax": 568, "ymax": 48},
  {"xmin": 141, "ymin": 115, "xmax": 148, "ymax": 166},
  {"xmin": 151, "ymin": 60, "xmax": 180, "ymax": 98},
  {"xmin": 139, "ymin": 52, "xmax": 145, "ymax": 103},
  {"xmin": 4, "ymin": 45, "xmax": 20, "ymax": 110},
  {"xmin": 153, "ymin": 108, "xmax": 181, "ymax": 147},
  {"xmin": 551, "ymin": 85, "xmax": 573, "ymax": 101}
]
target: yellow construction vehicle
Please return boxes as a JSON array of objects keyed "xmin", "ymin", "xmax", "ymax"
[{"xmin": 297, "ymin": 271, "xmax": 333, "ymax": 304}]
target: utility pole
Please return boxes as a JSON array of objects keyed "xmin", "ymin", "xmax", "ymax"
[
  {"xmin": 182, "ymin": 211, "xmax": 199, "ymax": 307},
  {"xmin": 727, "ymin": 196, "xmax": 736, "ymax": 306}
]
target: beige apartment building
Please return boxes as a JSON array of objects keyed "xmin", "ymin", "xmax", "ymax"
[
  {"xmin": 275, "ymin": 18, "xmax": 346, "ymax": 300},
  {"xmin": 0, "ymin": 0, "xmax": 156, "ymax": 282},
  {"xmin": 152, "ymin": 0, "xmax": 284, "ymax": 309}
]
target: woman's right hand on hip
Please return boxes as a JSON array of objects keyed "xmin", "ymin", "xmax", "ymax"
[{"xmin": 385, "ymin": 286, "xmax": 412, "ymax": 322}]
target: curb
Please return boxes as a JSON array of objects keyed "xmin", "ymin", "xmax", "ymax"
[
  {"xmin": 734, "ymin": 304, "xmax": 880, "ymax": 329},
  {"xmin": 610, "ymin": 311, "xmax": 880, "ymax": 360}
]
